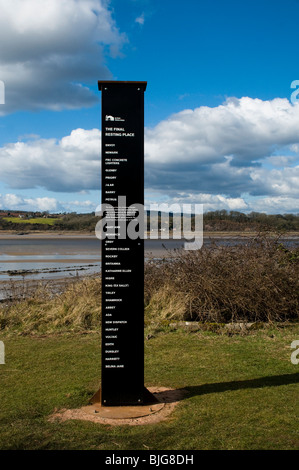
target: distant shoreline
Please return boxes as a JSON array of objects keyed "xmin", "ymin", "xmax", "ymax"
[
  {"xmin": 0, "ymin": 230, "xmax": 298, "ymax": 240},
  {"xmin": 0, "ymin": 231, "xmax": 95, "ymax": 239}
]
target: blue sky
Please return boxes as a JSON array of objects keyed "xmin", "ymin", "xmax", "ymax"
[{"xmin": 0, "ymin": 0, "xmax": 298, "ymax": 214}]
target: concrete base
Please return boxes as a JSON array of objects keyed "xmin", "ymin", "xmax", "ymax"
[
  {"xmin": 50, "ymin": 387, "xmax": 187, "ymax": 426},
  {"xmin": 89, "ymin": 387, "xmax": 164, "ymax": 419}
]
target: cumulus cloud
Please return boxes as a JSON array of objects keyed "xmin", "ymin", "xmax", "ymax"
[
  {"xmin": 0, "ymin": 193, "xmax": 23, "ymax": 207},
  {"xmin": 249, "ymin": 196, "xmax": 299, "ymax": 213},
  {"xmin": 0, "ymin": 193, "xmax": 99, "ymax": 213},
  {"xmin": 24, "ymin": 197, "xmax": 58, "ymax": 212},
  {"xmin": 145, "ymin": 192, "xmax": 299, "ymax": 214},
  {"xmin": 145, "ymin": 97, "xmax": 299, "ymax": 204},
  {"xmin": 145, "ymin": 192, "xmax": 249, "ymax": 213},
  {"xmin": 0, "ymin": 97, "xmax": 299, "ymax": 213},
  {"xmin": 145, "ymin": 97, "xmax": 299, "ymax": 166},
  {"xmin": 0, "ymin": 0, "xmax": 126, "ymax": 114},
  {"xmin": 0, "ymin": 128, "xmax": 101, "ymax": 192},
  {"xmin": 249, "ymin": 165, "xmax": 299, "ymax": 197},
  {"xmin": 0, "ymin": 194, "xmax": 58, "ymax": 212},
  {"xmin": 172, "ymin": 193, "xmax": 249, "ymax": 212}
]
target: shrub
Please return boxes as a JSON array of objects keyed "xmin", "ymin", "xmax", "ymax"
[{"xmin": 144, "ymin": 234, "xmax": 299, "ymax": 324}]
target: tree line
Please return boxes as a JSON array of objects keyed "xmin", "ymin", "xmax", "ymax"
[{"xmin": 0, "ymin": 210, "xmax": 298, "ymax": 232}]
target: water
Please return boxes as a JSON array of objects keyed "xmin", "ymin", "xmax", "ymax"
[
  {"xmin": 0, "ymin": 237, "xmax": 101, "ymax": 281},
  {"xmin": 0, "ymin": 234, "xmax": 298, "ymax": 282}
]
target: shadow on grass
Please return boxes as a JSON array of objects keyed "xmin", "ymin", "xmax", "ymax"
[{"xmin": 153, "ymin": 373, "xmax": 299, "ymax": 404}]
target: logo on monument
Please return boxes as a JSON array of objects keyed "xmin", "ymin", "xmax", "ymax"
[{"xmin": 105, "ymin": 115, "xmax": 125, "ymax": 122}]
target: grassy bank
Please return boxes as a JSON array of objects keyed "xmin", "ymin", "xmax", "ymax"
[
  {"xmin": 0, "ymin": 235, "xmax": 298, "ymax": 450},
  {"xmin": 3, "ymin": 217, "xmax": 60, "ymax": 225},
  {"xmin": 0, "ymin": 326, "xmax": 298, "ymax": 450}
]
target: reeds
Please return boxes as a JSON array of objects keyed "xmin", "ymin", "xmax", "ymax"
[{"xmin": 0, "ymin": 277, "xmax": 101, "ymax": 334}]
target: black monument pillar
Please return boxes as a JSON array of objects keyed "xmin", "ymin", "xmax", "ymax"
[{"xmin": 99, "ymin": 81, "xmax": 147, "ymax": 406}]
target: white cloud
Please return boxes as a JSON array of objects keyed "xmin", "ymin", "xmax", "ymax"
[
  {"xmin": 149, "ymin": 192, "xmax": 249, "ymax": 212},
  {"xmin": 0, "ymin": 128, "xmax": 101, "ymax": 192},
  {"xmin": 0, "ymin": 97, "xmax": 299, "ymax": 213},
  {"xmin": 250, "ymin": 165, "xmax": 299, "ymax": 197},
  {"xmin": 0, "ymin": 193, "xmax": 99, "ymax": 213},
  {"xmin": 0, "ymin": 194, "xmax": 58, "ymax": 212},
  {"xmin": 266, "ymin": 156, "xmax": 297, "ymax": 167},
  {"xmin": 66, "ymin": 200, "xmax": 96, "ymax": 208},
  {"xmin": 0, "ymin": 193, "xmax": 23, "ymax": 207},
  {"xmin": 145, "ymin": 192, "xmax": 299, "ymax": 214},
  {"xmin": 290, "ymin": 144, "xmax": 299, "ymax": 153},
  {"xmin": 0, "ymin": 0, "xmax": 126, "ymax": 114},
  {"xmin": 249, "ymin": 196, "xmax": 299, "ymax": 214},
  {"xmin": 135, "ymin": 13, "xmax": 145, "ymax": 25},
  {"xmin": 145, "ymin": 97, "xmax": 299, "ymax": 166},
  {"xmin": 144, "ymin": 97, "xmax": 299, "ymax": 207},
  {"xmin": 24, "ymin": 197, "xmax": 58, "ymax": 212},
  {"xmin": 1, "ymin": 190, "xmax": 297, "ymax": 215}
]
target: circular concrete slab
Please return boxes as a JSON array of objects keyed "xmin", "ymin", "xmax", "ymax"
[
  {"xmin": 81, "ymin": 402, "xmax": 165, "ymax": 419},
  {"xmin": 49, "ymin": 387, "xmax": 188, "ymax": 426}
]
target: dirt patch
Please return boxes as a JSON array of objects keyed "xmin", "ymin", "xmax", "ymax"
[{"xmin": 49, "ymin": 387, "xmax": 187, "ymax": 426}]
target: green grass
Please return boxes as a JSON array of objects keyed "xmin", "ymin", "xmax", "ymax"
[
  {"xmin": 0, "ymin": 325, "xmax": 298, "ymax": 450},
  {"xmin": 3, "ymin": 217, "xmax": 60, "ymax": 225}
]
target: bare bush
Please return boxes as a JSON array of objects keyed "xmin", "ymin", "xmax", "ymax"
[{"xmin": 144, "ymin": 234, "xmax": 298, "ymax": 324}]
